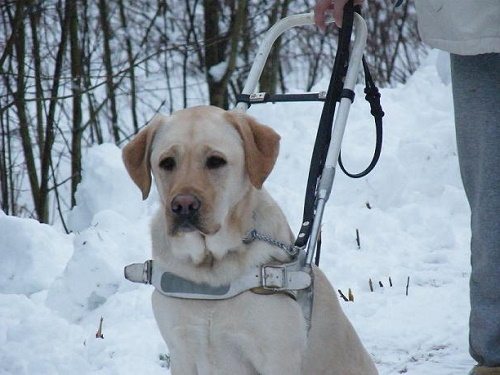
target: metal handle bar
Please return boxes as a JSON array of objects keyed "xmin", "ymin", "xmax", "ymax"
[
  {"xmin": 234, "ymin": 12, "xmax": 368, "ymax": 266},
  {"xmin": 236, "ymin": 13, "xmax": 318, "ymax": 111},
  {"xmin": 235, "ymin": 12, "xmax": 367, "ymax": 111}
]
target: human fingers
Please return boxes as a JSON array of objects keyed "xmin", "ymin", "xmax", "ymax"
[
  {"xmin": 333, "ymin": 0, "xmax": 350, "ymax": 27},
  {"xmin": 314, "ymin": 0, "xmax": 333, "ymax": 30}
]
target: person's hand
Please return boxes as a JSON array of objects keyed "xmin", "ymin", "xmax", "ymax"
[{"xmin": 314, "ymin": 0, "xmax": 363, "ymax": 30}]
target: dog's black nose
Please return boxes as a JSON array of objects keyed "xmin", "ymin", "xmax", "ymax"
[{"xmin": 171, "ymin": 194, "xmax": 201, "ymax": 217}]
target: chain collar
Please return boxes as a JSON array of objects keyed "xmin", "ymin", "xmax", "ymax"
[{"xmin": 242, "ymin": 229, "xmax": 299, "ymax": 257}]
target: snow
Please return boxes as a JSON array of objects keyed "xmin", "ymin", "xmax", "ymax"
[
  {"xmin": 67, "ymin": 144, "xmax": 149, "ymax": 232},
  {"xmin": 208, "ymin": 60, "xmax": 229, "ymax": 82},
  {"xmin": 0, "ymin": 213, "xmax": 73, "ymax": 296},
  {"xmin": 0, "ymin": 51, "xmax": 475, "ymax": 374}
]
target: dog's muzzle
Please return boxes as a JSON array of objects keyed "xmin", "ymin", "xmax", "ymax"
[{"xmin": 170, "ymin": 194, "xmax": 202, "ymax": 233}]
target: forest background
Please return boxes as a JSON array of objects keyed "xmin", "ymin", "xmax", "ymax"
[{"xmin": 0, "ymin": 0, "xmax": 424, "ymax": 227}]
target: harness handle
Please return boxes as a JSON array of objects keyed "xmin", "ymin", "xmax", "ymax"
[{"xmin": 294, "ymin": 2, "xmax": 384, "ymax": 260}]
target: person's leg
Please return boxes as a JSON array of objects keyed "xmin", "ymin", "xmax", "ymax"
[{"xmin": 451, "ymin": 52, "xmax": 500, "ymax": 369}]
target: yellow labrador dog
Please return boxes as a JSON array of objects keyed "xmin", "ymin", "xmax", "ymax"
[{"xmin": 123, "ymin": 105, "xmax": 378, "ymax": 375}]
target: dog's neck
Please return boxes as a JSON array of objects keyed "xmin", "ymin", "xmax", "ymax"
[{"xmin": 151, "ymin": 187, "xmax": 293, "ymax": 286}]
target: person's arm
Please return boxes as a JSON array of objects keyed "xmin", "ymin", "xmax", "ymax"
[{"xmin": 314, "ymin": 0, "xmax": 363, "ymax": 29}]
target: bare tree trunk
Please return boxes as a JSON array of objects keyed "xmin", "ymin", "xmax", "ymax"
[
  {"xmin": 13, "ymin": 1, "xmax": 43, "ymax": 220},
  {"xmin": 98, "ymin": 0, "xmax": 120, "ymax": 143},
  {"xmin": 0, "ymin": 3, "xmax": 13, "ymax": 213},
  {"xmin": 0, "ymin": 1, "xmax": 23, "ymax": 73},
  {"xmin": 68, "ymin": 0, "xmax": 83, "ymax": 207},
  {"xmin": 38, "ymin": 0, "xmax": 71, "ymax": 223},
  {"xmin": 29, "ymin": 6, "xmax": 45, "ymax": 156},
  {"xmin": 0, "ymin": 109, "xmax": 9, "ymax": 214},
  {"xmin": 160, "ymin": 1, "xmax": 174, "ymax": 113},
  {"xmin": 82, "ymin": 1, "xmax": 103, "ymax": 144},
  {"xmin": 0, "ymin": 48, "xmax": 17, "ymax": 215},
  {"xmin": 164, "ymin": 49, "xmax": 174, "ymax": 114},
  {"xmin": 179, "ymin": 0, "xmax": 201, "ymax": 108},
  {"xmin": 203, "ymin": 0, "xmax": 224, "ymax": 107},
  {"xmin": 204, "ymin": 0, "xmax": 247, "ymax": 109},
  {"xmin": 7, "ymin": 113, "xmax": 16, "ymax": 216},
  {"xmin": 118, "ymin": 0, "xmax": 139, "ymax": 134},
  {"xmin": 260, "ymin": 0, "xmax": 289, "ymax": 94}
]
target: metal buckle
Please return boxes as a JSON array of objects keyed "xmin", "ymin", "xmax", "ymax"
[
  {"xmin": 261, "ymin": 265, "xmax": 287, "ymax": 290},
  {"xmin": 124, "ymin": 260, "xmax": 152, "ymax": 284},
  {"xmin": 143, "ymin": 260, "xmax": 152, "ymax": 284},
  {"xmin": 318, "ymin": 91, "xmax": 327, "ymax": 100},
  {"xmin": 249, "ymin": 92, "xmax": 266, "ymax": 102}
]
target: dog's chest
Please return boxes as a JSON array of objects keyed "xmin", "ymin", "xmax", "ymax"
[
  {"xmin": 152, "ymin": 291, "xmax": 264, "ymax": 369},
  {"xmin": 154, "ymin": 291, "xmax": 254, "ymax": 340},
  {"xmin": 152, "ymin": 289, "xmax": 307, "ymax": 370}
]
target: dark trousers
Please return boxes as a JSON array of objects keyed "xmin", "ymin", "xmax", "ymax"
[{"xmin": 451, "ymin": 52, "xmax": 500, "ymax": 367}]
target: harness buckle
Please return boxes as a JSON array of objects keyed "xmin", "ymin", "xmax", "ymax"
[
  {"xmin": 124, "ymin": 260, "xmax": 152, "ymax": 284},
  {"xmin": 261, "ymin": 265, "xmax": 287, "ymax": 290},
  {"xmin": 249, "ymin": 92, "xmax": 267, "ymax": 102},
  {"xmin": 143, "ymin": 259, "xmax": 153, "ymax": 283}
]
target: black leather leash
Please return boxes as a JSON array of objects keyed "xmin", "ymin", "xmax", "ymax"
[{"xmin": 339, "ymin": 57, "xmax": 384, "ymax": 178}]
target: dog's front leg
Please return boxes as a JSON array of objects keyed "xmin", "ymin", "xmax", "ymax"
[
  {"xmin": 168, "ymin": 348, "xmax": 198, "ymax": 375},
  {"xmin": 257, "ymin": 353, "xmax": 304, "ymax": 375},
  {"xmin": 152, "ymin": 290, "xmax": 206, "ymax": 375},
  {"xmin": 249, "ymin": 328, "xmax": 305, "ymax": 375},
  {"xmin": 236, "ymin": 294, "xmax": 307, "ymax": 375}
]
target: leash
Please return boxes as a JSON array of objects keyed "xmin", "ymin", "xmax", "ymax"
[
  {"xmin": 339, "ymin": 57, "xmax": 384, "ymax": 178},
  {"xmin": 294, "ymin": 2, "xmax": 384, "ymax": 267},
  {"xmin": 235, "ymin": 3, "xmax": 384, "ymax": 265}
]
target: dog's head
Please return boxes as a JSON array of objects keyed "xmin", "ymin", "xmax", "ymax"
[{"xmin": 123, "ymin": 106, "xmax": 280, "ymax": 237}]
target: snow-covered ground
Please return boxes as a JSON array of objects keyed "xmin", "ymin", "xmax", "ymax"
[{"xmin": 0, "ymin": 51, "xmax": 475, "ymax": 374}]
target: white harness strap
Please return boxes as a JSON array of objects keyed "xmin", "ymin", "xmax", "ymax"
[{"xmin": 124, "ymin": 259, "xmax": 311, "ymax": 300}]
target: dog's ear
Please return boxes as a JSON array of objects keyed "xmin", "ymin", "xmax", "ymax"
[
  {"xmin": 226, "ymin": 111, "xmax": 280, "ymax": 189},
  {"xmin": 122, "ymin": 115, "xmax": 164, "ymax": 199}
]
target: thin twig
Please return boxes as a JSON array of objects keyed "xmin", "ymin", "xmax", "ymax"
[
  {"xmin": 95, "ymin": 316, "xmax": 104, "ymax": 339},
  {"xmin": 348, "ymin": 288, "xmax": 354, "ymax": 302},
  {"xmin": 338, "ymin": 289, "xmax": 349, "ymax": 302}
]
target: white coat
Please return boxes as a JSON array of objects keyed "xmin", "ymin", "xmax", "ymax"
[{"xmin": 415, "ymin": 0, "xmax": 500, "ymax": 55}]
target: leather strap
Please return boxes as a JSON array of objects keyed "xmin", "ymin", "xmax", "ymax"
[{"xmin": 124, "ymin": 259, "xmax": 311, "ymax": 300}]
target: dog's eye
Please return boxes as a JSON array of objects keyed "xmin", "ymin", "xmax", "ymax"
[
  {"xmin": 159, "ymin": 157, "xmax": 176, "ymax": 171},
  {"xmin": 206, "ymin": 156, "xmax": 227, "ymax": 169}
]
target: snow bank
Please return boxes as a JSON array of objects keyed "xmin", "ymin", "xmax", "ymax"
[
  {"xmin": 47, "ymin": 144, "xmax": 154, "ymax": 321},
  {"xmin": 67, "ymin": 143, "xmax": 147, "ymax": 232},
  {"xmin": 0, "ymin": 294, "xmax": 89, "ymax": 374},
  {"xmin": 45, "ymin": 209, "xmax": 152, "ymax": 321},
  {"xmin": 0, "ymin": 144, "xmax": 165, "ymax": 374},
  {"xmin": 0, "ymin": 51, "xmax": 475, "ymax": 374},
  {"xmin": 0, "ymin": 212, "xmax": 72, "ymax": 295}
]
